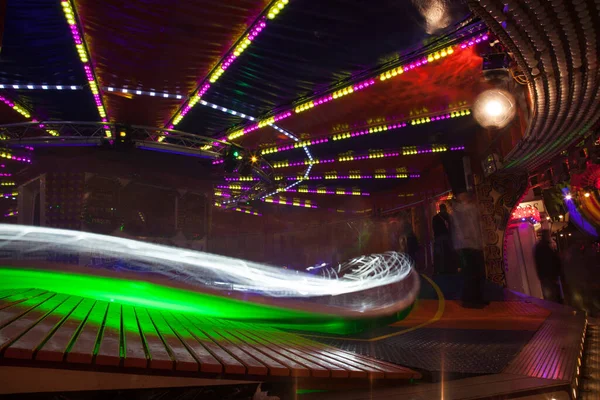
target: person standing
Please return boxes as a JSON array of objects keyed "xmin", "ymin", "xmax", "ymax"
[
  {"xmin": 432, "ymin": 203, "xmax": 455, "ymax": 274},
  {"xmin": 534, "ymin": 229, "xmax": 563, "ymax": 303},
  {"xmin": 451, "ymin": 192, "xmax": 487, "ymax": 308}
]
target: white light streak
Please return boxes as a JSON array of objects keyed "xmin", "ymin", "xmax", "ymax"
[{"xmin": 0, "ymin": 224, "xmax": 418, "ymax": 304}]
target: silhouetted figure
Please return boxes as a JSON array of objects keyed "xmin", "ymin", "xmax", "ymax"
[
  {"xmin": 432, "ymin": 203, "xmax": 456, "ymax": 274},
  {"xmin": 452, "ymin": 192, "xmax": 487, "ymax": 308},
  {"xmin": 534, "ymin": 229, "xmax": 563, "ymax": 303},
  {"xmin": 398, "ymin": 221, "xmax": 419, "ymax": 263}
]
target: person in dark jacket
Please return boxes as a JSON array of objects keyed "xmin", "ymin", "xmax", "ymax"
[
  {"xmin": 534, "ymin": 229, "xmax": 563, "ymax": 303},
  {"xmin": 432, "ymin": 203, "xmax": 456, "ymax": 274},
  {"xmin": 451, "ymin": 192, "xmax": 487, "ymax": 308}
]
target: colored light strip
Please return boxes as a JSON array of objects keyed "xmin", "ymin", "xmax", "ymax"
[
  {"xmin": 283, "ymin": 187, "xmax": 370, "ymax": 196},
  {"xmin": 279, "ymin": 171, "xmax": 420, "ymax": 181},
  {"xmin": 0, "ymin": 96, "xmax": 63, "ymax": 139},
  {"xmin": 224, "ymin": 176, "xmax": 260, "ymax": 182},
  {"xmin": 232, "ymin": 207, "xmax": 261, "ymax": 216},
  {"xmin": 105, "ymin": 86, "xmax": 183, "ymax": 99},
  {"xmin": 270, "ymin": 145, "xmax": 465, "ymax": 169},
  {"xmin": 1, "ymin": 182, "xmax": 15, "ymax": 186},
  {"xmin": 0, "ymin": 151, "xmax": 31, "ymax": 164},
  {"xmin": 261, "ymin": 108, "xmax": 471, "ymax": 155},
  {"xmin": 167, "ymin": 1, "xmax": 290, "ymax": 129},
  {"xmin": 226, "ymin": 33, "xmax": 487, "ymax": 141},
  {"xmin": 263, "ymin": 196, "xmax": 317, "ymax": 208},
  {"xmin": 4, "ymin": 211, "xmax": 17, "ymax": 217},
  {"xmin": 213, "ymin": 202, "xmax": 262, "ymax": 216},
  {"xmin": 0, "ymin": 173, "xmax": 12, "ymax": 177},
  {"xmin": 0, "ymin": 95, "xmax": 31, "ymax": 118},
  {"xmin": 216, "ymin": 184, "xmax": 252, "ymax": 191},
  {"xmin": 214, "ymin": 190, "xmax": 232, "ymax": 198},
  {"xmin": 562, "ymin": 187, "xmax": 599, "ymax": 237},
  {"xmin": 2, "ymin": 192, "xmax": 18, "ymax": 199},
  {"xmin": 61, "ymin": 1, "xmax": 110, "ymax": 129},
  {"xmin": 0, "ymin": 84, "xmax": 81, "ymax": 90}
]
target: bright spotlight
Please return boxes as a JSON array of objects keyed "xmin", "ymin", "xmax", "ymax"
[
  {"xmin": 584, "ymin": 192, "xmax": 591, "ymax": 198},
  {"xmin": 472, "ymin": 89, "xmax": 516, "ymax": 129},
  {"xmin": 565, "ymin": 194, "xmax": 572, "ymax": 200}
]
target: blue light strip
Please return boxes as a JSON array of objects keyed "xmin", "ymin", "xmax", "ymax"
[{"xmin": 562, "ymin": 187, "xmax": 599, "ymax": 237}]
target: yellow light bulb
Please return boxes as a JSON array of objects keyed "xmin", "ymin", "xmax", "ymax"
[
  {"xmin": 427, "ymin": 55, "xmax": 434, "ymax": 62},
  {"xmin": 434, "ymin": 53, "xmax": 440, "ymax": 60},
  {"xmin": 447, "ymin": 47, "xmax": 454, "ymax": 54}
]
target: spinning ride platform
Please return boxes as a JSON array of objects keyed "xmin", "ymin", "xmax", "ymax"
[{"xmin": 0, "ymin": 227, "xmax": 589, "ymax": 400}]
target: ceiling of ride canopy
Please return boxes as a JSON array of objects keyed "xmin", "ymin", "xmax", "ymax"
[{"xmin": 0, "ymin": 0, "xmax": 493, "ymax": 210}]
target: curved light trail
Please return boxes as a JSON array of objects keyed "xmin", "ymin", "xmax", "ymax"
[{"xmin": 0, "ymin": 224, "xmax": 416, "ymax": 300}]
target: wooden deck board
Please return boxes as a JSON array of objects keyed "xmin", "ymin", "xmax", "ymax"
[
  {"xmin": 0, "ymin": 290, "xmax": 50, "ymax": 321},
  {"xmin": 189, "ymin": 316, "xmax": 274, "ymax": 376},
  {"xmin": 95, "ymin": 302, "xmax": 122, "ymax": 366},
  {"xmin": 160, "ymin": 311, "xmax": 223, "ymax": 374},
  {"xmin": 4, "ymin": 295, "xmax": 82, "ymax": 359},
  {"xmin": 0, "ymin": 293, "xmax": 64, "ymax": 352},
  {"xmin": 121, "ymin": 305, "xmax": 147, "ymax": 368},
  {"xmin": 146, "ymin": 309, "xmax": 198, "ymax": 372},
  {"xmin": 66, "ymin": 301, "xmax": 108, "ymax": 364},
  {"xmin": 227, "ymin": 326, "xmax": 331, "ymax": 378},
  {"xmin": 36, "ymin": 298, "xmax": 96, "ymax": 362},
  {"xmin": 172, "ymin": 313, "xmax": 246, "ymax": 375},
  {"xmin": 134, "ymin": 307, "xmax": 173, "ymax": 370}
]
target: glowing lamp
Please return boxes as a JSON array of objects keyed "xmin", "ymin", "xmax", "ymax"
[
  {"xmin": 472, "ymin": 89, "xmax": 516, "ymax": 129},
  {"xmin": 565, "ymin": 194, "xmax": 572, "ymax": 200},
  {"xmin": 584, "ymin": 192, "xmax": 590, "ymax": 198}
]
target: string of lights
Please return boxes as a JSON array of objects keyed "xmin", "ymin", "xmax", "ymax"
[
  {"xmin": 263, "ymin": 196, "xmax": 317, "ymax": 208},
  {"xmin": 284, "ymin": 187, "xmax": 370, "ymax": 196},
  {"xmin": 0, "ymin": 94, "xmax": 32, "ymax": 119},
  {"xmin": 105, "ymin": 86, "xmax": 183, "ymax": 99},
  {"xmin": 213, "ymin": 203, "xmax": 262, "ymax": 216},
  {"xmin": 0, "ymin": 84, "xmax": 81, "ymax": 90},
  {"xmin": 216, "ymin": 184, "xmax": 253, "ymax": 191},
  {"xmin": 224, "ymin": 33, "xmax": 488, "ymax": 142},
  {"xmin": 270, "ymin": 145, "xmax": 465, "ymax": 169},
  {"xmin": 0, "ymin": 151, "xmax": 31, "ymax": 164},
  {"xmin": 2, "ymin": 192, "xmax": 18, "ymax": 199},
  {"xmin": 166, "ymin": 0, "xmax": 290, "ymax": 129},
  {"xmin": 281, "ymin": 172, "xmax": 420, "ymax": 181},
  {"xmin": 261, "ymin": 108, "xmax": 472, "ymax": 155},
  {"xmin": 60, "ymin": 0, "xmax": 110, "ymax": 136}
]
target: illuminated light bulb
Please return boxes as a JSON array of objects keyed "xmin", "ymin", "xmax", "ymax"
[
  {"xmin": 447, "ymin": 47, "xmax": 454, "ymax": 54},
  {"xmin": 434, "ymin": 52, "xmax": 440, "ymax": 60},
  {"xmin": 565, "ymin": 194, "xmax": 572, "ymax": 200},
  {"xmin": 584, "ymin": 192, "xmax": 590, "ymax": 198},
  {"xmin": 473, "ymin": 89, "xmax": 516, "ymax": 129},
  {"xmin": 441, "ymin": 50, "xmax": 447, "ymax": 57}
]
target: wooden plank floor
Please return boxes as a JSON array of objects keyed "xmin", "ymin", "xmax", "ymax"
[{"xmin": 0, "ymin": 288, "xmax": 420, "ymax": 383}]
